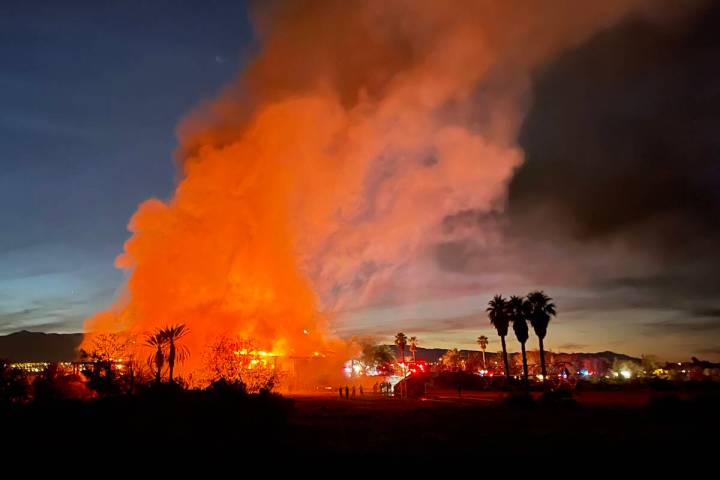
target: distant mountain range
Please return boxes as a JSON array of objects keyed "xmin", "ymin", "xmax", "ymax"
[
  {"xmin": 383, "ymin": 345, "xmax": 640, "ymax": 364},
  {"xmin": 0, "ymin": 330, "xmax": 640, "ymax": 364},
  {"xmin": 0, "ymin": 331, "xmax": 83, "ymax": 362}
]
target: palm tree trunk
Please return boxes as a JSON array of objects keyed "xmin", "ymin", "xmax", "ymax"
[
  {"xmin": 401, "ymin": 346, "xmax": 406, "ymax": 398},
  {"xmin": 521, "ymin": 342, "xmax": 529, "ymax": 387},
  {"xmin": 155, "ymin": 347, "xmax": 162, "ymax": 385},
  {"xmin": 481, "ymin": 350, "xmax": 486, "ymax": 370},
  {"xmin": 500, "ymin": 336, "xmax": 510, "ymax": 380},
  {"xmin": 539, "ymin": 336, "xmax": 547, "ymax": 381},
  {"xmin": 168, "ymin": 341, "xmax": 175, "ymax": 384}
]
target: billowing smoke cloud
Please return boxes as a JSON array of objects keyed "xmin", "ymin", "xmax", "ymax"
[
  {"xmin": 432, "ymin": 1, "xmax": 719, "ymax": 359},
  {"xmin": 438, "ymin": 2, "xmax": 718, "ymax": 297},
  {"xmin": 85, "ymin": 0, "xmax": 690, "ymax": 373},
  {"xmin": 509, "ymin": 1, "xmax": 720, "ymax": 298}
]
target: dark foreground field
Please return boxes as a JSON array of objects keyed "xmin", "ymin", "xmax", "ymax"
[
  {"xmin": 287, "ymin": 392, "xmax": 718, "ymax": 457},
  {"xmin": 2, "ymin": 388, "xmax": 717, "ymax": 458}
]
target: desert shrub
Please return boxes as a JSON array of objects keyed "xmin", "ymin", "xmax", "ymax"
[{"xmin": 0, "ymin": 360, "xmax": 30, "ymax": 404}]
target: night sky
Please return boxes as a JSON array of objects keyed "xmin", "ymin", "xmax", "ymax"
[
  {"xmin": 1, "ymin": 1, "xmax": 719, "ymax": 361},
  {"xmin": 0, "ymin": 0, "xmax": 253, "ymax": 331}
]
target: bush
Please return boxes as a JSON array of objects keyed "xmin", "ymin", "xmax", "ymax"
[
  {"xmin": 32, "ymin": 365, "xmax": 96, "ymax": 402},
  {"xmin": 0, "ymin": 362, "xmax": 30, "ymax": 404},
  {"xmin": 205, "ymin": 378, "xmax": 248, "ymax": 399}
]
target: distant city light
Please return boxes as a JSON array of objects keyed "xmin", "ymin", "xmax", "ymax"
[{"xmin": 620, "ymin": 369, "xmax": 632, "ymax": 379}]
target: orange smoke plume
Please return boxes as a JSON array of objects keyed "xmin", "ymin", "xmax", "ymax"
[{"xmin": 85, "ymin": 0, "xmax": 675, "ymax": 381}]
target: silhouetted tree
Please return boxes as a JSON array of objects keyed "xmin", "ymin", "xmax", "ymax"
[
  {"xmin": 360, "ymin": 343, "xmax": 395, "ymax": 376},
  {"xmin": 509, "ymin": 295, "xmax": 530, "ymax": 385},
  {"xmin": 80, "ymin": 332, "xmax": 137, "ymax": 395},
  {"xmin": 145, "ymin": 332, "xmax": 166, "ymax": 386},
  {"xmin": 0, "ymin": 359, "xmax": 30, "ymax": 404},
  {"xmin": 477, "ymin": 335, "xmax": 489, "ymax": 370},
  {"xmin": 441, "ymin": 348, "xmax": 463, "ymax": 371},
  {"xmin": 527, "ymin": 291, "xmax": 557, "ymax": 381},
  {"xmin": 409, "ymin": 336, "xmax": 418, "ymax": 364},
  {"xmin": 394, "ymin": 332, "xmax": 408, "ymax": 397},
  {"xmin": 394, "ymin": 333, "xmax": 408, "ymax": 366},
  {"xmin": 160, "ymin": 324, "xmax": 189, "ymax": 384},
  {"xmin": 487, "ymin": 295, "xmax": 511, "ymax": 380},
  {"xmin": 202, "ymin": 336, "xmax": 279, "ymax": 392},
  {"xmin": 33, "ymin": 363, "xmax": 94, "ymax": 401}
]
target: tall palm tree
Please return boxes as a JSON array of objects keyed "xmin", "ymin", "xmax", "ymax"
[
  {"xmin": 526, "ymin": 291, "xmax": 557, "ymax": 381},
  {"xmin": 509, "ymin": 295, "xmax": 530, "ymax": 385},
  {"xmin": 394, "ymin": 332, "xmax": 408, "ymax": 398},
  {"xmin": 476, "ymin": 335, "xmax": 488, "ymax": 370},
  {"xmin": 145, "ymin": 332, "xmax": 166, "ymax": 386},
  {"xmin": 408, "ymin": 336, "xmax": 418, "ymax": 364},
  {"xmin": 394, "ymin": 332, "xmax": 408, "ymax": 366},
  {"xmin": 487, "ymin": 295, "xmax": 511, "ymax": 380},
  {"xmin": 160, "ymin": 324, "xmax": 190, "ymax": 384}
]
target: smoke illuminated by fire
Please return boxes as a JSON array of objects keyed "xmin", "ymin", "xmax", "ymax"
[{"xmin": 84, "ymin": 0, "xmax": 678, "ymax": 383}]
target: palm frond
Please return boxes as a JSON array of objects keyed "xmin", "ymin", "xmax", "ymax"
[
  {"xmin": 174, "ymin": 344, "xmax": 191, "ymax": 364},
  {"xmin": 487, "ymin": 295, "xmax": 510, "ymax": 336},
  {"xmin": 160, "ymin": 324, "xmax": 189, "ymax": 341},
  {"xmin": 144, "ymin": 332, "xmax": 166, "ymax": 348}
]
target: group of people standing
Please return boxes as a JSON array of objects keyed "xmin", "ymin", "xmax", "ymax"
[
  {"xmin": 373, "ymin": 381, "xmax": 393, "ymax": 395},
  {"xmin": 337, "ymin": 381, "xmax": 396, "ymax": 398},
  {"xmin": 338, "ymin": 385, "xmax": 364, "ymax": 398}
]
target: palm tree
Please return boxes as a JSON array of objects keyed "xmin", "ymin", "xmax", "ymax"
[
  {"xmin": 509, "ymin": 295, "xmax": 530, "ymax": 385},
  {"xmin": 145, "ymin": 332, "xmax": 166, "ymax": 386},
  {"xmin": 160, "ymin": 324, "xmax": 190, "ymax": 384},
  {"xmin": 394, "ymin": 332, "xmax": 408, "ymax": 366},
  {"xmin": 394, "ymin": 332, "xmax": 408, "ymax": 398},
  {"xmin": 526, "ymin": 291, "xmax": 557, "ymax": 381},
  {"xmin": 409, "ymin": 336, "xmax": 418, "ymax": 364},
  {"xmin": 476, "ymin": 335, "xmax": 488, "ymax": 371},
  {"xmin": 487, "ymin": 295, "xmax": 511, "ymax": 380}
]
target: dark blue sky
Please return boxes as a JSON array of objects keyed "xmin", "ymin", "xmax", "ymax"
[{"xmin": 0, "ymin": 0, "xmax": 254, "ymax": 333}]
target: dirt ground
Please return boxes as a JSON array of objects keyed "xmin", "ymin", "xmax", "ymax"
[
  {"xmin": 1, "ymin": 389, "xmax": 716, "ymax": 459},
  {"xmin": 281, "ymin": 391, "xmax": 717, "ymax": 456}
]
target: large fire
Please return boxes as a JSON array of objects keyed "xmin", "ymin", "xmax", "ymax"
[{"xmin": 83, "ymin": 0, "xmax": 673, "ymax": 388}]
